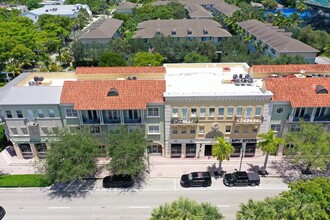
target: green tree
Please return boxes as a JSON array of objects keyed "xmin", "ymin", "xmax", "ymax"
[
  {"xmin": 262, "ymin": 0, "xmax": 278, "ymax": 9},
  {"xmin": 258, "ymin": 130, "xmax": 284, "ymax": 175},
  {"xmin": 98, "ymin": 52, "xmax": 127, "ymax": 66},
  {"xmin": 133, "ymin": 52, "xmax": 164, "ymax": 66},
  {"xmin": 184, "ymin": 52, "xmax": 210, "ymax": 63},
  {"xmin": 150, "ymin": 197, "xmax": 224, "ymax": 220},
  {"xmin": 45, "ymin": 128, "xmax": 99, "ymax": 183},
  {"xmin": 284, "ymin": 122, "xmax": 330, "ymax": 173},
  {"xmin": 106, "ymin": 126, "xmax": 147, "ymax": 176},
  {"xmin": 212, "ymin": 137, "xmax": 234, "ymax": 173}
]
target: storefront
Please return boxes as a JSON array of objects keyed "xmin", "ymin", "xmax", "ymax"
[{"xmin": 230, "ymin": 138, "xmax": 257, "ymax": 157}]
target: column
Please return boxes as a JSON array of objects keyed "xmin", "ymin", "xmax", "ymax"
[
  {"xmin": 30, "ymin": 143, "xmax": 38, "ymax": 158},
  {"xmin": 181, "ymin": 143, "xmax": 186, "ymax": 158},
  {"xmin": 13, "ymin": 143, "xmax": 23, "ymax": 159}
]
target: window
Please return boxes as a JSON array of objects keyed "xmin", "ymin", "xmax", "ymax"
[
  {"xmin": 246, "ymin": 107, "xmax": 252, "ymax": 118},
  {"xmin": 271, "ymin": 124, "xmax": 281, "ymax": 132},
  {"xmin": 209, "ymin": 108, "xmax": 215, "ymax": 117},
  {"xmin": 10, "ymin": 127, "xmax": 18, "ymax": 135},
  {"xmin": 107, "ymin": 110, "xmax": 120, "ymax": 120},
  {"xmin": 227, "ymin": 107, "xmax": 233, "ymax": 117},
  {"xmin": 148, "ymin": 125, "xmax": 160, "ymax": 134},
  {"xmin": 181, "ymin": 127, "xmax": 186, "ymax": 134},
  {"xmin": 190, "ymin": 127, "xmax": 196, "ymax": 134},
  {"xmin": 21, "ymin": 127, "xmax": 28, "ymax": 135},
  {"xmin": 48, "ymin": 109, "xmax": 55, "ymax": 118},
  {"xmin": 26, "ymin": 109, "xmax": 34, "ymax": 119},
  {"xmin": 253, "ymin": 125, "xmax": 258, "ymax": 133},
  {"xmin": 243, "ymin": 125, "xmax": 249, "ymax": 133},
  {"xmin": 187, "ymin": 29, "xmax": 192, "ymax": 35},
  {"xmin": 234, "ymin": 126, "xmax": 239, "ymax": 134},
  {"xmin": 199, "ymin": 126, "xmax": 205, "ymax": 134},
  {"xmin": 294, "ymin": 108, "xmax": 305, "ymax": 118},
  {"xmin": 182, "ymin": 108, "xmax": 188, "ymax": 119},
  {"xmin": 191, "ymin": 108, "xmax": 197, "ymax": 117},
  {"xmin": 200, "ymin": 108, "xmax": 206, "ymax": 117},
  {"xmin": 6, "ymin": 110, "xmax": 12, "ymax": 118},
  {"xmin": 90, "ymin": 126, "xmax": 101, "ymax": 134},
  {"xmin": 218, "ymin": 107, "xmax": 224, "ymax": 117},
  {"xmin": 225, "ymin": 125, "xmax": 231, "ymax": 133},
  {"xmin": 255, "ymin": 107, "xmax": 262, "ymax": 116},
  {"xmin": 41, "ymin": 127, "xmax": 49, "ymax": 134},
  {"xmin": 236, "ymin": 107, "xmax": 243, "ymax": 116},
  {"xmin": 37, "ymin": 109, "xmax": 44, "ymax": 118},
  {"xmin": 171, "ymin": 30, "xmax": 176, "ymax": 35},
  {"xmin": 172, "ymin": 127, "xmax": 178, "ymax": 135},
  {"xmin": 290, "ymin": 124, "xmax": 299, "ymax": 132},
  {"xmin": 65, "ymin": 109, "xmax": 77, "ymax": 118},
  {"xmin": 172, "ymin": 108, "xmax": 178, "ymax": 117},
  {"xmin": 16, "ymin": 110, "xmax": 23, "ymax": 118},
  {"xmin": 147, "ymin": 107, "xmax": 159, "ymax": 117}
]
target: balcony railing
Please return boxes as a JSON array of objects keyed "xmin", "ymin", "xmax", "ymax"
[
  {"xmin": 234, "ymin": 115, "xmax": 263, "ymax": 124},
  {"xmin": 313, "ymin": 116, "xmax": 330, "ymax": 122},
  {"xmin": 124, "ymin": 118, "xmax": 142, "ymax": 124},
  {"xmin": 171, "ymin": 117, "xmax": 199, "ymax": 125},
  {"xmin": 288, "ymin": 115, "xmax": 311, "ymax": 122},
  {"xmin": 103, "ymin": 118, "xmax": 121, "ymax": 124},
  {"xmin": 24, "ymin": 118, "xmax": 38, "ymax": 126},
  {"xmin": 82, "ymin": 117, "xmax": 101, "ymax": 124}
]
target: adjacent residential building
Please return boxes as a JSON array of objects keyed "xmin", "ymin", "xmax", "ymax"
[
  {"xmin": 163, "ymin": 63, "xmax": 273, "ymax": 158},
  {"xmin": 133, "ymin": 19, "xmax": 232, "ymax": 43},
  {"xmin": 237, "ymin": 20, "xmax": 319, "ymax": 63},
  {"xmin": 265, "ymin": 77, "xmax": 330, "ymax": 154},
  {"xmin": 79, "ymin": 18, "xmax": 124, "ymax": 45},
  {"xmin": 115, "ymin": 2, "xmax": 137, "ymax": 14},
  {"xmin": 21, "ymin": 4, "xmax": 92, "ymax": 23},
  {"xmin": 212, "ymin": 1, "xmax": 239, "ymax": 18},
  {"xmin": 184, "ymin": 4, "xmax": 213, "ymax": 19}
]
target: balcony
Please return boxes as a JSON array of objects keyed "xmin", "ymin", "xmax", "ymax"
[
  {"xmin": 171, "ymin": 117, "xmax": 198, "ymax": 125},
  {"xmin": 124, "ymin": 118, "xmax": 142, "ymax": 124},
  {"xmin": 82, "ymin": 117, "xmax": 101, "ymax": 124},
  {"xmin": 24, "ymin": 118, "xmax": 38, "ymax": 126},
  {"xmin": 234, "ymin": 116, "xmax": 263, "ymax": 124},
  {"xmin": 288, "ymin": 115, "xmax": 311, "ymax": 122},
  {"xmin": 103, "ymin": 118, "xmax": 121, "ymax": 124},
  {"xmin": 313, "ymin": 116, "xmax": 330, "ymax": 122}
]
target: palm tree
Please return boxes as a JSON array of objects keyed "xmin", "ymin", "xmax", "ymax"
[
  {"xmin": 212, "ymin": 137, "xmax": 234, "ymax": 173},
  {"xmin": 237, "ymin": 199, "xmax": 278, "ymax": 220},
  {"xmin": 257, "ymin": 130, "xmax": 284, "ymax": 175}
]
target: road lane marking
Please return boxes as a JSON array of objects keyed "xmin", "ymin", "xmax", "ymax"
[
  {"xmin": 217, "ymin": 205, "xmax": 231, "ymax": 208},
  {"xmin": 48, "ymin": 207, "xmax": 71, "ymax": 209},
  {"xmin": 129, "ymin": 206, "xmax": 151, "ymax": 209}
]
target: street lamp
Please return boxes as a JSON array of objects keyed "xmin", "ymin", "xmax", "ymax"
[{"xmin": 239, "ymin": 145, "xmax": 245, "ymax": 171}]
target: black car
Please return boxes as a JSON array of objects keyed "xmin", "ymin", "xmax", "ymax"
[
  {"xmin": 102, "ymin": 175, "xmax": 133, "ymax": 188},
  {"xmin": 180, "ymin": 172, "xmax": 212, "ymax": 187},
  {"xmin": 0, "ymin": 206, "xmax": 5, "ymax": 220},
  {"xmin": 223, "ymin": 171, "xmax": 260, "ymax": 187}
]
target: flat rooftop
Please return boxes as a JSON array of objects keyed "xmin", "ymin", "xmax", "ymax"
[{"xmin": 164, "ymin": 63, "xmax": 272, "ymax": 97}]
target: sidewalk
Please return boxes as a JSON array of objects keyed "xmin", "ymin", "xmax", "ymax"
[{"xmin": 0, "ymin": 147, "xmax": 296, "ymax": 178}]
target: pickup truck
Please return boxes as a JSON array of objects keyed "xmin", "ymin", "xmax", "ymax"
[{"xmin": 223, "ymin": 171, "xmax": 260, "ymax": 187}]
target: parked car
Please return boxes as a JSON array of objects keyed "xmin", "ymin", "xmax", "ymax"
[
  {"xmin": 0, "ymin": 206, "xmax": 5, "ymax": 220},
  {"xmin": 180, "ymin": 172, "xmax": 212, "ymax": 187},
  {"xmin": 223, "ymin": 171, "xmax": 260, "ymax": 187},
  {"xmin": 102, "ymin": 175, "xmax": 133, "ymax": 188}
]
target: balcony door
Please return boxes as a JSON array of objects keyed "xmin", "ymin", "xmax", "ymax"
[
  {"xmin": 88, "ymin": 110, "xmax": 98, "ymax": 120},
  {"xmin": 315, "ymin": 107, "xmax": 326, "ymax": 118},
  {"xmin": 294, "ymin": 108, "xmax": 305, "ymax": 118}
]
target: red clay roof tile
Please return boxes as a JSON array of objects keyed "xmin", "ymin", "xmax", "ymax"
[
  {"xmin": 61, "ymin": 80, "xmax": 165, "ymax": 110},
  {"xmin": 76, "ymin": 66, "xmax": 166, "ymax": 74},
  {"xmin": 251, "ymin": 64, "xmax": 330, "ymax": 74},
  {"xmin": 265, "ymin": 78, "xmax": 330, "ymax": 107}
]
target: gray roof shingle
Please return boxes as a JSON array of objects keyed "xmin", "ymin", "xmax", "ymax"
[{"xmin": 80, "ymin": 18, "xmax": 123, "ymax": 39}]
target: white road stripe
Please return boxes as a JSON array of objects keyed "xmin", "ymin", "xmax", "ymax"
[
  {"xmin": 129, "ymin": 206, "xmax": 151, "ymax": 209},
  {"xmin": 48, "ymin": 207, "xmax": 71, "ymax": 209},
  {"xmin": 217, "ymin": 205, "xmax": 231, "ymax": 208}
]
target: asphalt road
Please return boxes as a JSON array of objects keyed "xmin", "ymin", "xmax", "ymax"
[{"xmin": 0, "ymin": 177, "xmax": 288, "ymax": 220}]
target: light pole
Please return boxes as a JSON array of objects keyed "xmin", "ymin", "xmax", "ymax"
[{"xmin": 239, "ymin": 145, "xmax": 245, "ymax": 171}]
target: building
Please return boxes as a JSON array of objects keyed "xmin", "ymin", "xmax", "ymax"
[
  {"xmin": 133, "ymin": 19, "xmax": 232, "ymax": 43},
  {"xmin": 237, "ymin": 20, "xmax": 319, "ymax": 63},
  {"xmin": 79, "ymin": 18, "xmax": 124, "ymax": 45},
  {"xmin": 115, "ymin": 2, "xmax": 137, "ymax": 14},
  {"xmin": 184, "ymin": 4, "xmax": 213, "ymax": 19},
  {"xmin": 21, "ymin": 4, "xmax": 92, "ymax": 23},
  {"xmin": 0, "ymin": 67, "xmax": 166, "ymax": 159},
  {"xmin": 212, "ymin": 1, "xmax": 239, "ymax": 18},
  {"xmin": 163, "ymin": 63, "xmax": 273, "ymax": 158},
  {"xmin": 265, "ymin": 77, "xmax": 330, "ymax": 154}
]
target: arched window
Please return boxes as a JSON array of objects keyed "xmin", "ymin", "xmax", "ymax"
[{"xmin": 107, "ymin": 88, "xmax": 119, "ymax": 96}]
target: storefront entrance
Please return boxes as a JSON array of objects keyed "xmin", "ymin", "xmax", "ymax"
[
  {"xmin": 171, "ymin": 144, "xmax": 181, "ymax": 158},
  {"xmin": 186, "ymin": 144, "xmax": 196, "ymax": 158},
  {"xmin": 204, "ymin": 145, "xmax": 212, "ymax": 156}
]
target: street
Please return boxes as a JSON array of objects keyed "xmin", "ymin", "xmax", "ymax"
[{"xmin": 0, "ymin": 177, "xmax": 288, "ymax": 220}]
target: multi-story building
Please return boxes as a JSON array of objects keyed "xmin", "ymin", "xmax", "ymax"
[
  {"xmin": 264, "ymin": 77, "xmax": 330, "ymax": 154},
  {"xmin": 162, "ymin": 63, "xmax": 273, "ymax": 158},
  {"xmin": 0, "ymin": 67, "xmax": 166, "ymax": 159}
]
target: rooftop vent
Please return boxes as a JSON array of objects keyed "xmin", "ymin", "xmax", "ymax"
[
  {"xmin": 316, "ymin": 85, "xmax": 328, "ymax": 94},
  {"xmin": 28, "ymin": 81, "xmax": 36, "ymax": 86},
  {"xmin": 107, "ymin": 88, "xmax": 119, "ymax": 96},
  {"xmin": 127, "ymin": 75, "xmax": 137, "ymax": 80}
]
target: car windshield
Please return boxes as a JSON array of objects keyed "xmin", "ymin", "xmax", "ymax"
[
  {"xmin": 188, "ymin": 173, "xmax": 193, "ymax": 181},
  {"xmin": 231, "ymin": 173, "xmax": 237, "ymax": 180}
]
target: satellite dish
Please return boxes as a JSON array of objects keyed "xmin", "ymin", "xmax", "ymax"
[
  {"xmin": 300, "ymin": 70, "xmax": 306, "ymax": 74},
  {"xmin": 233, "ymin": 74, "xmax": 238, "ymax": 80}
]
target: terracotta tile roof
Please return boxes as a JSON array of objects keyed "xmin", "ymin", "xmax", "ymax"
[
  {"xmin": 75, "ymin": 66, "xmax": 166, "ymax": 74},
  {"xmin": 251, "ymin": 64, "xmax": 330, "ymax": 74},
  {"xmin": 61, "ymin": 80, "xmax": 165, "ymax": 110},
  {"xmin": 265, "ymin": 78, "xmax": 330, "ymax": 107}
]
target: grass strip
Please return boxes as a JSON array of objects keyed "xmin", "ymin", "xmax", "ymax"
[{"xmin": 0, "ymin": 174, "xmax": 52, "ymax": 187}]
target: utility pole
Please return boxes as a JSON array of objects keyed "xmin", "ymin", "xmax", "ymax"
[{"xmin": 239, "ymin": 145, "xmax": 245, "ymax": 171}]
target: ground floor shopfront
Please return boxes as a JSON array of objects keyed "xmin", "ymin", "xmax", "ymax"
[{"xmin": 167, "ymin": 138, "xmax": 258, "ymax": 158}]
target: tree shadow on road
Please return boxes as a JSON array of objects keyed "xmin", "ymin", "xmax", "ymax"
[
  {"xmin": 268, "ymin": 159, "xmax": 301, "ymax": 183},
  {"xmin": 207, "ymin": 163, "xmax": 225, "ymax": 180},
  {"xmin": 47, "ymin": 179, "xmax": 96, "ymax": 200}
]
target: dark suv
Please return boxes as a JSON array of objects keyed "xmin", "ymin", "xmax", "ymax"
[
  {"xmin": 102, "ymin": 175, "xmax": 133, "ymax": 188},
  {"xmin": 180, "ymin": 172, "xmax": 212, "ymax": 187},
  {"xmin": 0, "ymin": 206, "xmax": 5, "ymax": 220}
]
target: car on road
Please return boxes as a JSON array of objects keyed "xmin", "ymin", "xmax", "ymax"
[
  {"xmin": 223, "ymin": 171, "xmax": 260, "ymax": 187},
  {"xmin": 180, "ymin": 172, "xmax": 212, "ymax": 187},
  {"xmin": 0, "ymin": 206, "xmax": 5, "ymax": 220},
  {"xmin": 102, "ymin": 175, "xmax": 134, "ymax": 188}
]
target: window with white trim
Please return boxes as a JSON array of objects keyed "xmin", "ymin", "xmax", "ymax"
[
  {"xmin": 181, "ymin": 127, "xmax": 186, "ymax": 134},
  {"xmin": 190, "ymin": 127, "xmax": 196, "ymax": 134},
  {"xmin": 199, "ymin": 126, "xmax": 204, "ymax": 134},
  {"xmin": 48, "ymin": 109, "xmax": 55, "ymax": 118},
  {"xmin": 65, "ymin": 109, "xmax": 77, "ymax": 118},
  {"xmin": 246, "ymin": 107, "xmax": 252, "ymax": 118},
  {"xmin": 209, "ymin": 108, "xmax": 215, "ymax": 117},
  {"xmin": 227, "ymin": 107, "xmax": 233, "ymax": 117},
  {"xmin": 182, "ymin": 108, "xmax": 188, "ymax": 120},
  {"xmin": 10, "ymin": 127, "xmax": 18, "ymax": 135},
  {"xmin": 225, "ymin": 125, "xmax": 231, "ymax": 133},
  {"xmin": 200, "ymin": 108, "xmax": 206, "ymax": 117},
  {"xmin": 6, "ymin": 110, "xmax": 12, "ymax": 118},
  {"xmin": 41, "ymin": 126, "xmax": 49, "ymax": 135},
  {"xmin": 172, "ymin": 127, "xmax": 178, "ymax": 135},
  {"xmin": 236, "ymin": 107, "xmax": 243, "ymax": 116},
  {"xmin": 191, "ymin": 108, "xmax": 197, "ymax": 117},
  {"xmin": 255, "ymin": 107, "xmax": 262, "ymax": 116},
  {"xmin": 16, "ymin": 110, "xmax": 23, "ymax": 118},
  {"xmin": 148, "ymin": 125, "xmax": 160, "ymax": 134},
  {"xmin": 218, "ymin": 107, "xmax": 224, "ymax": 117},
  {"xmin": 37, "ymin": 109, "xmax": 44, "ymax": 118},
  {"xmin": 172, "ymin": 108, "xmax": 178, "ymax": 117},
  {"xmin": 271, "ymin": 124, "xmax": 281, "ymax": 132},
  {"xmin": 234, "ymin": 126, "xmax": 239, "ymax": 134},
  {"xmin": 21, "ymin": 127, "xmax": 28, "ymax": 135},
  {"xmin": 147, "ymin": 107, "xmax": 160, "ymax": 117}
]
